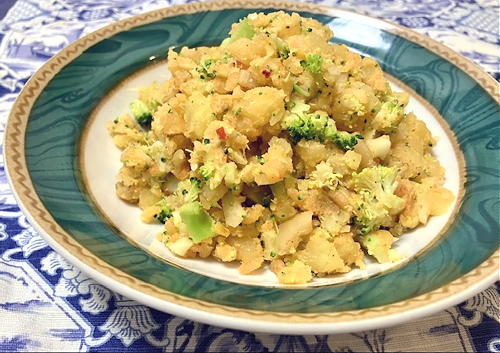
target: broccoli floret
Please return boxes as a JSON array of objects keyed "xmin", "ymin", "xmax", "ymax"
[
  {"xmin": 300, "ymin": 54, "xmax": 323, "ymax": 75},
  {"xmin": 196, "ymin": 59, "xmax": 217, "ymax": 80},
  {"xmin": 282, "ymin": 102, "xmax": 362, "ymax": 150},
  {"xmin": 331, "ymin": 131, "xmax": 363, "ymax": 151},
  {"xmin": 284, "ymin": 102, "xmax": 335, "ymax": 143},
  {"xmin": 286, "ymin": 112, "xmax": 332, "ymax": 143},
  {"xmin": 179, "ymin": 201, "xmax": 215, "ymax": 243},
  {"xmin": 354, "ymin": 190, "xmax": 389, "ymax": 235},
  {"xmin": 221, "ymin": 18, "xmax": 255, "ymax": 46},
  {"xmin": 154, "ymin": 208, "xmax": 172, "ymax": 223},
  {"xmin": 371, "ymin": 99, "xmax": 405, "ymax": 133},
  {"xmin": 275, "ymin": 37, "xmax": 290, "ymax": 59},
  {"xmin": 177, "ymin": 177, "xmax": 202, "ymax": 203},
  {"xmin": 308, "ymin": 162, "xmax": 342, "ymax": 190},
  {"xmin": 153, "ymin": 199, "xmax": 173, "ymax": 223},
  {"xmin": 351, "ymin": 166, "xmax": 405, "ymax": 235},
  {"xmin": 351, "ymin": 166, "xmax": 405, "ymax": 214},
  {"xmin": 199, "ymin": 164, "xmax": 214, "ymax": 180},
  {"xmin": 130, "ymin": 100, "xmax": 151, "ymax": 125},
  {"xmin": 130, "ymin": 99, "xmax": 159, "ymax": 125},
  {"xmin": 190, "ymin": 176, "xmax": 202, "ymax": 187}
]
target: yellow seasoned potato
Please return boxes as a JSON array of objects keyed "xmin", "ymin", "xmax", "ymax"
[
  {"xmin": 296, "ymin": 233, "xmax": 349, "ymax": 274},
  {"xmin": 235, "ymin": 87, "xmax": 286, "ymax": 140},
  {"xmin": 227, "ymin": 235, "xmax": 264, "ymax": 274},
  {"xmin": 275, "ymin": 211, "xmax": 313, "ymax": 255},
  {"xmin": 213, "ymin": 242, "xmax": 237, "ymax": 262},
  {"xmin": 227, "ymin": 38, "xmax": 267, "ymax": 67},
  {"xmin": 358, "ymin": 230, "xmax": 397, "ymax": 263},
  {"xmin": 387, "ymin": 113, "xmax": 444, "ymax": 182},
  {"xmin": 182, "ymin": 91, "xmax": 217, "ymax": 139},
  {"xmin": 277, "ymin": 260, "xmax": 312, "ymax": 284},
  {"xmin": 107, "ymin": 114, "xmax": 145, "ymax": 149},
  {"xmin": 333, "ymin": 233, "xmax": 365, "ymax": 269},
  {"xmin": 152, "ymin": 103, "xmax": 186, "ymax": 136},
  {"xmin": 254, "ymin": 137, "xmax": 293, "ymax": 185},
  {"xmin": 294, "ymin": 140, "xmax": 329, "ymax": 173}
]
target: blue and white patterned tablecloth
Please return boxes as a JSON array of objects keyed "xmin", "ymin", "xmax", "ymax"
[{"xmin": 0, "ymin": 1, "xmax": 498, "ymax": 352}]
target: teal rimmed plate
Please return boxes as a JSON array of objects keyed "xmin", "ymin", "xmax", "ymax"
[{"xmin": 4, "ymin": 0, "xmax": 499, "ymax": 334}]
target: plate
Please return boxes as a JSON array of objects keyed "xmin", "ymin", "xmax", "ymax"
[
  {"xmin": 4, "ymin": 0, "xmax": 499, "ymax": 334},
  {"xmin": 82, "ymin": 64, "xmax": 463, "ymax": 288}
]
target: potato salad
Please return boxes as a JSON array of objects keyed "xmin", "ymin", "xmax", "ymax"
[{"xmin": 107, "ymin": 11, "xmax": 454, "ymax": 284}]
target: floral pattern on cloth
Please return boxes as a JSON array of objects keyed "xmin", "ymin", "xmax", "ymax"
[{"xmin": 0, "ymin": 0, "xmax": 498, "ymax": 352}]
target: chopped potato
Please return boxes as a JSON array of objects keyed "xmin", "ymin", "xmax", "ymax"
[
  {"xmin": 358, "ymin": 230, "xmax": 397, "ymax": 263},
  {"xmin": 297, "ymin": 233, "xmax": 349, "ymax": 274},
  {"xmin": 275, "ymin": 211, "xmax": 313, "ymax": 255},
  {"xmin": 277, "ymin": 260, "xmax": 313, "ymax": 284}
]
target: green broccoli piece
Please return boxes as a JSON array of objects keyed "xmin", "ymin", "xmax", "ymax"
[
  {"xmin": 351, "ymin": 166, "xmax": 405, "ymax": 215},
  {"xmin": 196, "ymin": 59, "xmax": 217, "ymax": 80},
  {"xmin": 331, "ymin": 131, "xmax": 363, "ymax": 151},
  {"xmin": 275, "ymin": 37, "xmax": 290, "ymax": 59},
  {"xmin": 153, "ymin": 199, "xmax": 173, "ymax": 223},
  {"xmin": 371, "ymin": 99, "xmax": 405, "ymax": 133},
  {"xmin": 282, "ymin": 102, "xmax": 362, "ymax": 150},
  {"xmin": 300, "ymin": 54, "xmax": 323, "ymax": 75},
  {"xmin": 199, "ymin": 164, "xmax": 214, "ymax": 180},
  {"xmin": 130, "ymin": 99, "xmax": 159, "ymax": 125},
  {"xmin": 179, "ymin": 201, "xmax": 215, "ymax": 243},
  {"xmin": 177, "ymin": 177, "xmax": 202, "ymax": 203},
  {"xmin": 283, "ymin": 104, "xmax": 329, "ymax": 143},
  {"xmin": 308, "ymin": 162, "xmax": 342, "ymax": 190},
  {"xmin": 286, "ymin": 102, "xmax": 335, "ymax": 142},
  {"xmin": 289, "ymin": 101, "xmax": 310, "ymax": 115},
  {"xmin": 130, "ymin": 100, "xmax": 151, "ymax": 125},
  {"xmin": 351, "ymin": 166, "xmax": 405, "ymax": 235},
  {"xmin": 221, "ymin": 18, "xmax": 255, "ymax": 46},
  {"xmin": 154, "ymin": 208, "xmax": 172, "ymax": 223},
  {"xmin": 354, "ymin": 190, "xmax": 389, "ymax": 235}
]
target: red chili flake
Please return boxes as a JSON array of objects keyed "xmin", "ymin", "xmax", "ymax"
[
  {"xmin": 262, "ymin": 69, "xmax": 271, "ymax": 78},
  {"xmin": 216, "ymin": 127, "xmax": 227, "ymax": 140}
]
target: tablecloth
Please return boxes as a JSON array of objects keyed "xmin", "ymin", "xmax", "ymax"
[{"xmin": 0, "ymin": 0, "xmax": 498, "ymax": 352}]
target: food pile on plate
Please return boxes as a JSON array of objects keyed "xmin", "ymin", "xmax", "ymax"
[{"xmin": 108, "ymin": 11, "xmax": 453, "ymax": 284}]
